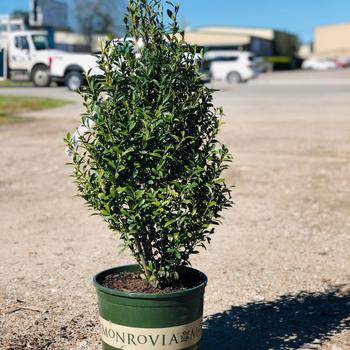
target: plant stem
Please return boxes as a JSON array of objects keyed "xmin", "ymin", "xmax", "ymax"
[{"xmin": 134, "ymin": 236, "xmax": 151, "ymax": 280}]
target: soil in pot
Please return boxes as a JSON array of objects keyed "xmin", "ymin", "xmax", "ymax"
[{"xmin": 103, "ymin": 270, "xmax": 202, "ymax": 293}]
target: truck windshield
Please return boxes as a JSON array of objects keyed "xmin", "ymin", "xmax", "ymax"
[{"xmin": 32, "ymin": 35, "xmax": 53, "ymax": 50}]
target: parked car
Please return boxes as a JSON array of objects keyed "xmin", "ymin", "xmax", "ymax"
[
  {"xmin": 255, "ymin": 57, "xmax": 273, "ymax": 74},
  {"xmin": 333, "ymin": 57, "xmax": 350, "ymax": 68},
  {"xmin": 204, "ymin": 51, "xmax": 257, "ymax": 84},
  {"xmin": 301, "ymin": 58, "xmax": 337, "ymax": 71}
]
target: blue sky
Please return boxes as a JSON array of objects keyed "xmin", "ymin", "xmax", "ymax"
[{"xmin": 1, "ymin": 0, "xmax": 350, "ymax": 43}]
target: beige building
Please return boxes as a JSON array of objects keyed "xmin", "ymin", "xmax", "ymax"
[
  {"xmin": 184, "ymin": 26, "xmax": 299, "ymax": 59},
  {"xmin": 314, "ymin": 23, "xmax": 350, "ymax": 58},
  {"xmin": 185, "ymin": 30, "xmax": 250, "ymax": 48},
  {"xmin": 184, "ymin": 26, "xmax": 274, "ymax": 56},
  {"xmin": 189, "ymin": 26, "xmax": 274, "ymax": 40}
]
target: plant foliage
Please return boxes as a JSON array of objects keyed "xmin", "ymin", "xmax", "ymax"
[{"xmin": 65, "ymin": 0, "xmax": 232, "ymax": 287}]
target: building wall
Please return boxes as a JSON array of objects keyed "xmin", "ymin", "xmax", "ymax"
[
  {"xmin": 314, "ymin": 23, "xmax": 350, "ymax": 58},
  {"xmin": 185, "ymin": 27, "xmax": 274, "ymax": 56},
  {"xmin": 185, "ymin": 30, "xmax": 250, "ymax": 47},
  {"xmin": 196, "ymin": 26, "xmax": 274, "ymax": 40},
  {"xmin": 0, "ymin": 15, "xmax": 25, "ymax": 32},
  {"xmin": 29, "ymin": 0, "xmax": 69, "ymax": 29},
  {"xmin": 185, "ymin": 26, "xmax": 298, "ymax": 58}
]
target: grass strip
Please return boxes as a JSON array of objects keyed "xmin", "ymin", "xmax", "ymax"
[{"xmin": 0, "ymin": 95, "xmax": 71, "ymax": 125}]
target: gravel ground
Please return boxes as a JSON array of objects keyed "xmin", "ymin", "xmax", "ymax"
[{"xmin": 0, "ymin": 71, "xmax": 350, "ymax": 350}]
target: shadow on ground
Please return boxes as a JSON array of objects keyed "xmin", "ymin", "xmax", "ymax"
[{"xmin": 202, "ymin": 287, "xmax": 350, "ymax": 350}]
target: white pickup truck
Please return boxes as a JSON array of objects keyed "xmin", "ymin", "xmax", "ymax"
[
  {"xmin": 49, "ymin": 51, "xmax": 99, "ymax": 90},
  {"xmin": 0, "ymin": 29, "xmax": 99, "ymax": 89}
]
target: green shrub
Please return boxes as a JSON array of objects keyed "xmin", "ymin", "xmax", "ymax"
[{"xmin": 65, "ymin": 0, "xmax": 232, "ymax": 287}]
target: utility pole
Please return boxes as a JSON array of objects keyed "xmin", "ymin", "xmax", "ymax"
[{"xmin": 33, "ymin": 0, "xmax": 38, "ymax": 23}]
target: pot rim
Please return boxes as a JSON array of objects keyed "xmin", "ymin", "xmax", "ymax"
[{"xmin": 93, "ymin": 264, "xmax": 207, "ymax": 299}]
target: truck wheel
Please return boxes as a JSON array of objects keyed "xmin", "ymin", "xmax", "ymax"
[
  {"xmin": 32, "ymin": 65, "xmax": 51, "ymax": 87},
  {"xmin": 65, "ymin": 71, "xmax": 83, "ymax": 91},
  {"xmin": 226, "ymin": 71, "xmax": 241, "ymax": 84}
]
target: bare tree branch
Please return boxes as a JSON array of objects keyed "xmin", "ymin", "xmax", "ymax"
[{"xmin": 74, "ymin": 0, "xmax": 126, "ymax": 51}]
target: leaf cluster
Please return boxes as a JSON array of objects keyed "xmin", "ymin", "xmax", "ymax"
[{"xmin": 66, "ymin": 0, "xmax": 232, "ymax": 287}]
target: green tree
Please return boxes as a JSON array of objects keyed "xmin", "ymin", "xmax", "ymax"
[
  {"xmin": 66, "ymin": 0, "xmax": 232, "ymax": 287},
  {"xmin": 11, "ymin": 10, "xmax": 29, "ymax": 28}
]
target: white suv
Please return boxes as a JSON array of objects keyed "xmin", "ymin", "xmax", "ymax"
[{"xmin": 205, "ymin": 51, "xmax": 257, "ymax": 84}]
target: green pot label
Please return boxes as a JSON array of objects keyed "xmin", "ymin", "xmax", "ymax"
[{"xmin": 99, "ymin": 316, "xmax": 202, "ymax": 349}]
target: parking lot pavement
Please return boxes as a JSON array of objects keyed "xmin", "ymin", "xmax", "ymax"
[
  {"xmin": 258, "ymin": 69, "xmax": 350, "ymax": 80},
  {"xmin": 209, "ymin": 69, "xmax": 350, "ymax": 89},
  {"xmin": 253, "ymin": 73, "xmax": 350, "ymax": 85},
  {"xmin": 1, "ymin": 71, "xmax": 350, "ymax": 349}
]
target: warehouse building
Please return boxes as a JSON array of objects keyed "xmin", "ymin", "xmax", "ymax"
[
  {"xmin": 314, "ymin": 23, "xmax": 350, "ymax": 58},
  {"xmin": 184, "ymin": 26, "xmax": 299, "ymax": 59}
]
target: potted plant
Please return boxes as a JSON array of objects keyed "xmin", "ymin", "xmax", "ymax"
[{"xmin": 65, "ymin": 0, "xmax": 232, "ymax": 349}]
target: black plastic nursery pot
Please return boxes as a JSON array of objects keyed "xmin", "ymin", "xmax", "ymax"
[{"xmin": 93, "ymin": 264, "xmax": 207, "ymax": 350}]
